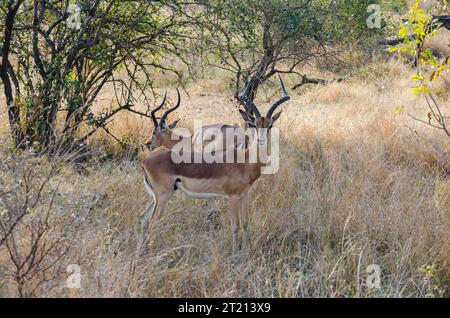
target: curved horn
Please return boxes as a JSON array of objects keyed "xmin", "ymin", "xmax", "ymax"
[
  {"xmin": 266, "ymin": 74, "xmax": 290, "ymax": 118},
  {"xmin": 160, "ymin": 88, "xmax": 181, "ymax": 125},
  {"xmin": 151, "ymin": 91, "xmax": 167, "ymax": 128},
  {"xmin": 238, "ymin": 80, "xmax": 261, "ymax": 118}
]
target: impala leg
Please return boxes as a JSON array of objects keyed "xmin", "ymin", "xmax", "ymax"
[
  {"xmin": 150, "ymin": 192, "xmax": 172, "ymax": 222},
  {"xmin": 141, "ymin": 175, "xmax": 156, "ymax": 233},
  {"xmin": 140, "ymin": 201, "xmax": 155, "ymax": 233},
  {"xmin": 240, "ymin": 191, "xmax": 250, "ymax": 251},
  {"xmin": 141, "ymin": 190, "xmax": 173, "ymax": 235},
  {"xmin": 228, "ymin": 196, "xmax": 240, "ymax": 255}
]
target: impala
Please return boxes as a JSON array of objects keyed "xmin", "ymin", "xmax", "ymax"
[
  {"xmin": 146, "ymin": 89, "xmax": 248, "ymax": 152},
  {"xmin": 141, "ymin": 76, "xmax": 290, "ymax": 254}
]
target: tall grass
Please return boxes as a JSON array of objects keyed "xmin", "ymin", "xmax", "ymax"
[{"xmin": 0, "ymin": 59, "xmax": 449, "ymax": 297}]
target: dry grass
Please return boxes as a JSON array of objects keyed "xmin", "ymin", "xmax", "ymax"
[
  {"xmin": 0, "ymin": 60, "xmax": 449, "ymax": 297},
  {"xmin": 427, "ymin": 28, "xmax": 450, "ymax": 59}
]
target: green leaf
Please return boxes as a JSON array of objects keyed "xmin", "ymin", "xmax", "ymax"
[
  {"xmin": 398, "ymin": 27, "xmax": 408, "ymax": 38},
  {"xmin": 387, "ymin": 46, "xmax": 398, "ymax": 53},
  {"xmin": 394, "ymin": 105, "xmax": 405, "ymax": 114}
]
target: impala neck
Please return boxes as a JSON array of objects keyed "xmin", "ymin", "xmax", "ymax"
[
  {"xmin": 162, "ymin": 130, "xmax": 184, "ymax": 149},
  {"xmin": 245, "ymin": 131, "xmax": 273, "ymax": 181}
]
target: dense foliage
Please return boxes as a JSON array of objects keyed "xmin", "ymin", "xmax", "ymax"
[
  {"xmin": 1, "ymin": 0, "xmax": 384, "ymax": 150},
  {"xmin": 194, "ymin": 0, "xmax": 383, "ymax": 98},
  {"xmin": 0, "ymin": 0, "xmax": 190, "ymax": 149}
]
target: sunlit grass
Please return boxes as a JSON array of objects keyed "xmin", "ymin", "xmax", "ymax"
[{"xmin": 0, "ymin": 58, "xmax": 449, "ymax": 297}]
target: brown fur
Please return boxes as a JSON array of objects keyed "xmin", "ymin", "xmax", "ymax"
[
  {"xmin": 148, "ymin": 123, "xmax": 248, "ymax": 152},
  {"xmin": 141, "ymin": 115, "xmax": 278, "ymax": 255}
]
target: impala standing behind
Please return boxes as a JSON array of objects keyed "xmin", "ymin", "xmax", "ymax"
[
  {"xmin": 141, "ymin": 77, "xmax": 290, "ymax": 255},
  {"xmin": 146, "ymin": 89, "xmax": 248, "ymax": 152}
]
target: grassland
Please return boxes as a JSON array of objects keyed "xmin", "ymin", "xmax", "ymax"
[{"xmin": 0, "ymin": 53, "xmax": 449, "ymax": 297}]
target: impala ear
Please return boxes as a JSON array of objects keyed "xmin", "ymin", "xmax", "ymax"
[
  {"xmin": 168, "ymin": 119, "xmax": 180, "ymax": 129},
  {"xmin": 271, "ymin": 110, "xmax": 282, "ymax": 123},
  {"xmin": 239, "ymin": 109, "xmax": 255, "ymax": 126}
]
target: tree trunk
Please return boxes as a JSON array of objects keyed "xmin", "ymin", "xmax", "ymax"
[
  {"xmin": 0, "ymin": 0, "xmax": 24, "ymax": 147},
  {"xmin": 239, "ymin": 24, "xmax": 276, "ymax": 114},
  {"xmin": 248, "ymin": 25, "xmax": 274, "ymax": 100}
]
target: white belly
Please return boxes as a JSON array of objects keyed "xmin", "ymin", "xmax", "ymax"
[{"xmin": 175, "ymin": 180, "xmax": 226, "ymax": 199}]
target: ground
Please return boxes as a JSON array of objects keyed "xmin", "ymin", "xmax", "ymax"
[{"xmin": 0, "ymin": 58, "xmax": 449, "ymax": 297}]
